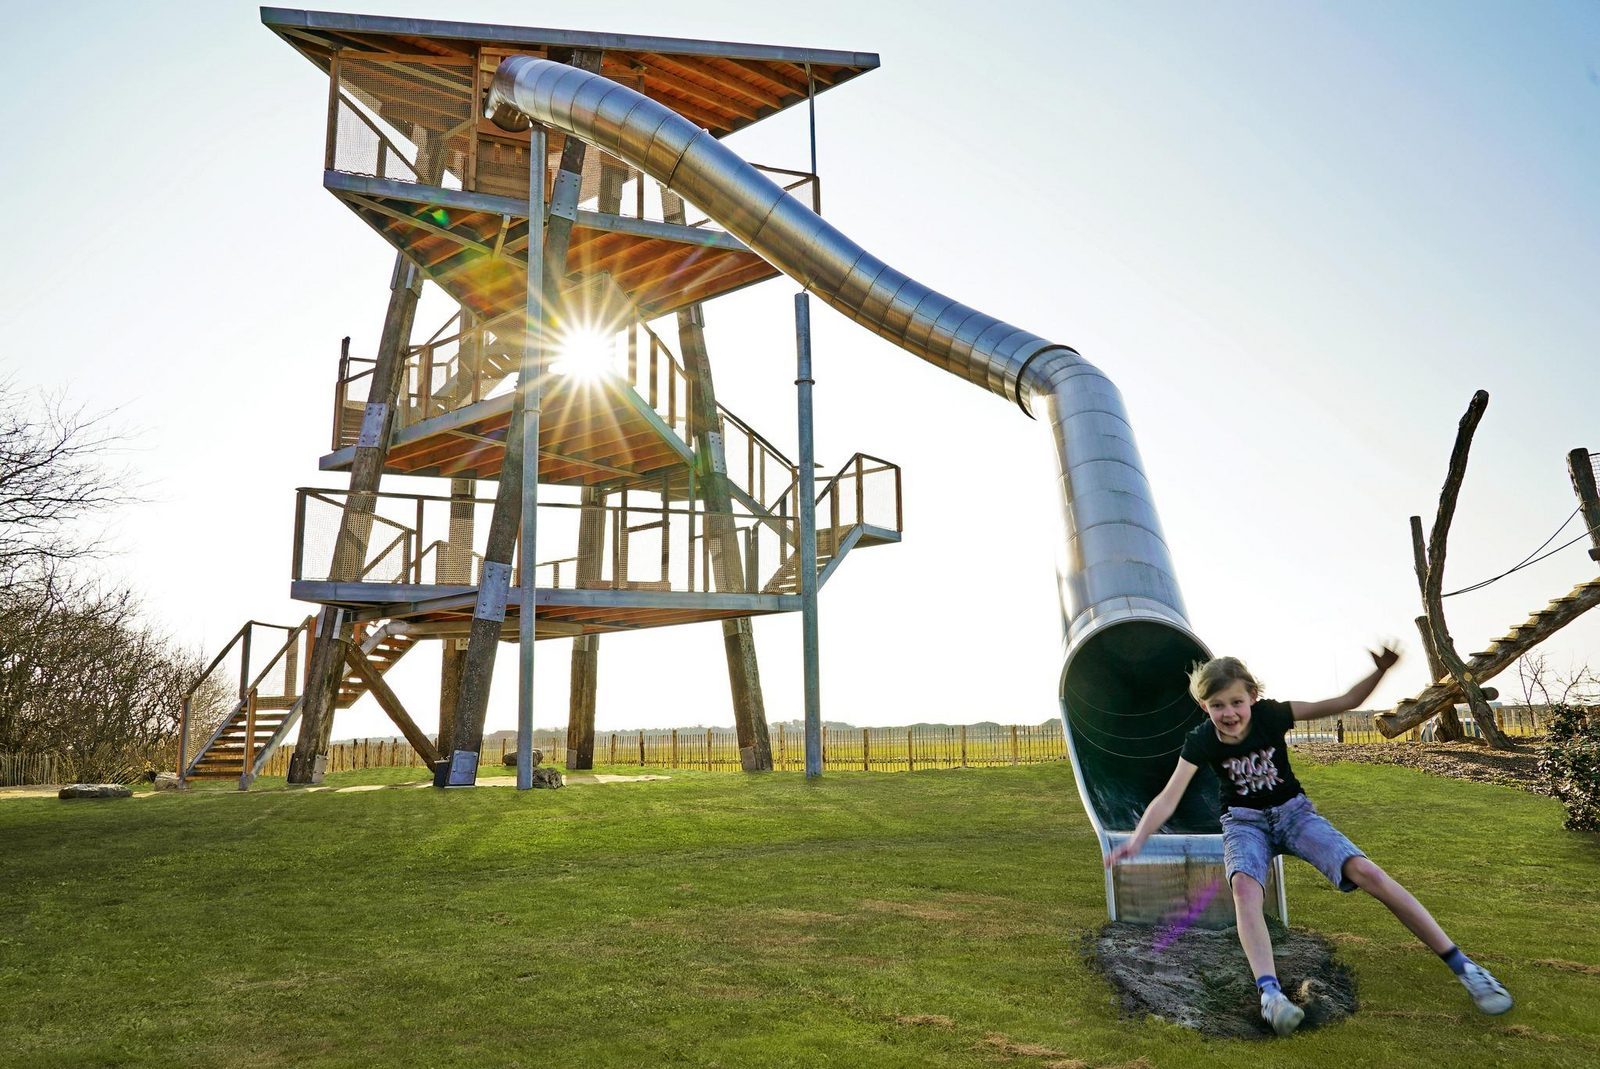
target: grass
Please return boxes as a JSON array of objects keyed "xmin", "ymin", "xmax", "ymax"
[{"xmin": 2, "ymin": 762, "xmax": 1597, "ymax": 1068}]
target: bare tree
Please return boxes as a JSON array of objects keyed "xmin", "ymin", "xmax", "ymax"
[{"xmin": 0, "ymin": 379, "xmax": 131, "ymax": 572}]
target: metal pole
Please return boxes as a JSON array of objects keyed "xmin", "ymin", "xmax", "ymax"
[
  {"xmin": 518, "ymin": 126, "xmax": 547, "ymax": 792},
  {"xmin": 804, "ymin": 63, "xmax": 817, "ymax": 178},
  {"xmin": 795, "ymin": 293, "xmax": 821, "ymax": 779}
]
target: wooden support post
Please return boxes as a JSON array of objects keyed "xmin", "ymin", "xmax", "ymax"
[
  {"xmin": 1410, "ymin": 515, "xmax": 1464, "ymax": 742},
  {"xmin": 1417, "ymin": 391, "xmax": 1511, "ymax": 749},
  {"xmin": 437, "ymin": 477, "xmax": 475, "ymax": 754},
  {"xmin": 662, "ymin": 189, "xmax": 773, "ymax": 773},
  {"xmin": 292, "ymin": 139, "xmax": 444, "ymax": 783},
  {"xmin": 344, "ymin": 645, "xmax": 441, "ymax": 766},
  {"xmin": 1568, "ymin": 448, "xmax": 1600, "ymax": 563},
  {"xmin": 448, "ymin": 51, "xmax": 601, "ymax": 783},
  {"xmin": 566, "ymin": 487, "xmax": 605, "ymax": 770}
]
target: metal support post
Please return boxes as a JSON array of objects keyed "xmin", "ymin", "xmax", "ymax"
[
  {"xmin": 448, "ymin": 50, "xmax": 601, "ymax": 787},
  {"xmin": 516, "ymin": 126, "xmax": 547, "ymax": 793},
  {"xmin": 795, "ymin": 293, "xmax": 822, "ymax": 779}
]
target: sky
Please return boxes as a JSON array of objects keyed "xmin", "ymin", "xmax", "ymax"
[{"xmin": 1, "ymin": 1, "xmax": 1597, "ymax": 741}]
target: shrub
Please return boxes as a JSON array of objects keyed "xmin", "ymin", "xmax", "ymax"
[{"xmin": 1538, "ymin": 704, "xmax": 1600, "ymax": 831}]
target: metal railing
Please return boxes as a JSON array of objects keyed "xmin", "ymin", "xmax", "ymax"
[
  {"xmin": 323, "ymin": 55, "xmax": 822, "ymax": 226},
  {"xmin": 292, "ymin": 486, "xmax": 797, "ymax": 597},
  {"xmin": 330, "ymin": 309, "xmax": 695, "ymax": 451}
]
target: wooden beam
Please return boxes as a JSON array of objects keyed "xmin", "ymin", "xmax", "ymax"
[
  {"xmin": 350, "ymin": 195, "xmax": 495, "ymax": 255},
  {"xmin": 1417, "ymin": 391, "xmax": 1510, "ymax": 747},
  {"xmin": 1410, "ymin": 517, "xmax": 1464, "ymax": 741},
  {"xmin": 344, "ymin": 644, "xmax": 442, "ymax": 765},
  {"xmin": 613, "ymin": 55, "xmax": 760, "ymax": 121},
  {"xmin": 1568, "ymin": 448, "xmax": 1600, "ymax": 561}
]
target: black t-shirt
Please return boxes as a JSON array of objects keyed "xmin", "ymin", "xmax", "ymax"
[{"xmin": 1179, "ymin": 697, "xmax": 1305, "ymax": 810}]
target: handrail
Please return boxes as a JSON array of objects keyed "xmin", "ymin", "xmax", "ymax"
[
  {"xmin": 292, "ymin": 485, "xmax": 798, "ymax": 596},
  {"xmin": 179, "ymin": 619, "xmax": 306, "ymax": 784}
]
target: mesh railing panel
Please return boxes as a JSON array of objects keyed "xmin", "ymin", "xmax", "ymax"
[
  {"xmin": 332, "ymin": 55, "xmax": 474, "ymax": 190},
  {"xmin": 295, "ymin": 488, "xmax": 794, "ymax": 595},
  {"xmin": 719, "ymin": 410, "xmax": 797, "ymax": 515}
]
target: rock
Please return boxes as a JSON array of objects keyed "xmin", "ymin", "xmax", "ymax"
[
  {"xmin": 58, "ymin": 783, "xmax": 133, "ymax": 800},
  {"xmin": 153, "ymin": 772, "xmax": 181, "ymax": 791},
  {"xmin": 1085, "ymin": 920, "xmax": 1357, "ymax": 1038},
  {"xmin": 502, "ymin": 748, "xmax": 544, "ymax": 768},
  {"xmin": 530, "ymin": 767, "xmax": 563, "ymax": 789}
]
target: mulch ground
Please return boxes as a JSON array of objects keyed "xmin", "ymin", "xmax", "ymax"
[
  {"xmin": 1087, "ymin": 922, "xmax": 1357, "ymax": 1039},
  {"xmin": 1291, "ymin": 738, "xmax": 1553, "ymax": 795}
]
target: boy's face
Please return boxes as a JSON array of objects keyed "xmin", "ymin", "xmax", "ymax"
[{"xmin": 1202, "ymin": 679, "xmax": 1256, "ymax": 743}]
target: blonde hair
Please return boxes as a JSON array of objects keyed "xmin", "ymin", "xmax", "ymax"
[{"xmin": 1188, "ymin": 656, "xmax": 1262, "ymax": 703}]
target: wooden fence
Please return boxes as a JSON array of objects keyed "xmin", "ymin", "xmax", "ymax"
[
  {"xmin": 251, "ymin": 723, "xmax": 1073, "ymax": 777},
  {"xmin": 0, "ymin": 751, "xmax": 60, "ymax": 787},
  {"xmin": 2, "ymin": 706, "xmax": 1557, "ymax": 786}
]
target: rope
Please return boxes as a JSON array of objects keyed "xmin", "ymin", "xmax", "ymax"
[{"xmin": 1441, "ymin": 507, "xmax": 1595, "ymax": 598}]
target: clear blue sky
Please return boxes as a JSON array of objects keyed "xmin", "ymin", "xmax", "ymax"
[{"xmin": 2, "ymin": 1, "xmax": 1597, "ymax": 737}]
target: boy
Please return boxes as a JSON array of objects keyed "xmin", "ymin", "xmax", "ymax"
[{"xmin": 1105, "ymin": 649, "xmax": 1512, "ymax": 1035}]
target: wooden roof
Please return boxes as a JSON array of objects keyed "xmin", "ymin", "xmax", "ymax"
[{"xmin": 263, "ymin": 7, "xmax": 879, "ymax": 139}]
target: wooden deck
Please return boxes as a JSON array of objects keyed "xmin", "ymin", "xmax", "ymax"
[
  {"xmin": 328, "ymin": 174, "xmax": 780, "ymax": 323},
  {"xmin": 289, "ymin": 580, "xmax": 799, "ymax": 637},
  {"xmin": 321, "ymin": 372, "xmax": 697, "ymax": 489}
]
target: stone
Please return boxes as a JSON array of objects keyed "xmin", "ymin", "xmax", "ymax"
[
  {"xmin": 529, "ymin": 767, "xmax": 563, "ymax": 789},
  {"xmin": 1085, "ymin": 921, "xmax": 1357, "ymax": 1038},
  {"xmin": 502, "ymin": 748, "xmax": 543, "ymax": 768},
  {"xmin": 58, "ymin": 783, "xmax": 133, "ymax": 800},
  {"xmin": 153, "ymin": 772, "xmax": 181, "ymax": 791}
]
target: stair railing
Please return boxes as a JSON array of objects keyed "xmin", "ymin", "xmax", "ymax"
[
  {"xmin": 764, "ymin": 453, "xmax": 903, "ymax": 593},
  {"xmin": 179, "ymin": 619, "xmax": 310, "ymax": 784}
]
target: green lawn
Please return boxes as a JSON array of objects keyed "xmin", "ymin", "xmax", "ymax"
[{"xmin": 2, "ymin": 762, "xmax": 1596, "ymax": 1068}]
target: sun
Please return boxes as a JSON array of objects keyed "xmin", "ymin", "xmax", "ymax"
[{"xmin": 550, "ymin": 325, "xmax": 616, "ymax": 380}]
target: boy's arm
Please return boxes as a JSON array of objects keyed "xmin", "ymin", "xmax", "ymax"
[
  {"xmin": 1291, "ymin": 644, "xmax": 1400, "ymax": 721},
  {"xmin": 1104, "ymin": 758, "xmax": 1201, "ymax": 866}
]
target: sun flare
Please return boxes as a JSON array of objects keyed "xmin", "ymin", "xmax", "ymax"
[{"xmin": 551, "ymin": 326, "xmax": 616, "ymax": 380}]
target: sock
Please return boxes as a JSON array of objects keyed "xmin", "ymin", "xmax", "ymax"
[
  {"xmin": 1256, "ymin": 975, "xmax": 1281, "ymax": 998},
  {"xmin": 1439, "ymin": 946, "xmax": 1470, "ymax": 976}
]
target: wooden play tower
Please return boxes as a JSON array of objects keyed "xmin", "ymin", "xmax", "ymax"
[{"xmin": 178, "ymin": 10, "xmax": 902, "ymax": 787}]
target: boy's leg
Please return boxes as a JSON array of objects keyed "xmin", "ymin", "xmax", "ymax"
[
  {"xmin": 1341, "ymin": 856, "xmax": 1513, "ymax": 1014},
  {"xmin": 1230, "ymin": 872, "xmax": 1277, "ymax": 978},
  {"xmin": 1224, "ymin": 813, "xmax": 1304, "ymax": 1036},
  {"xmin": 1340, "ymin": 856, "xmax": 1450, "ymax": 952}
]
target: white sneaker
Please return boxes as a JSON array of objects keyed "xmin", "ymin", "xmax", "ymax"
[
  {"xmin": 1260, "ymin": 991, "xmax": 1305, "ymax": 1036},
  {"xmin": 1459, "ymin": 962, "xmax": 1513, "ymax": 1015}
]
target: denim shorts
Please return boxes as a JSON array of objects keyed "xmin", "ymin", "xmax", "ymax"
[{"xmin": 1222, "ymin": 793, "xmax": 1365, "ymax": 892}]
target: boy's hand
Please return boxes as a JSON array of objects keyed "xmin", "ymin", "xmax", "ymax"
[
  {"xmin": 1105, "ymin": 838, "xmax": 1143, "ymax": 867},
  {"xmin": 1370, "ymin": 643, "xmax": 1400, "ymax": 672}
]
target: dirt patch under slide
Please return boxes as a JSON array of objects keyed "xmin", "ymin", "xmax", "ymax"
[{"xmin": 1086, "ymin": 921, "xmax": 1357, "ymax": 1039}]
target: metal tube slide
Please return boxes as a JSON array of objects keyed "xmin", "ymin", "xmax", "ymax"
[{"xmin": 487, "ymin": 57, "xmax": 1284, "ymax": 925}]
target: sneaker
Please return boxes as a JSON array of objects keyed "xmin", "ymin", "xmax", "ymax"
[
  {"xmin": 1459, "ymin": 962, "xmax": 1513, "ymax": 1015},
  {"xmin": 1260, "ymin": 991, "xmax": 1305, "ymax": 1036}
]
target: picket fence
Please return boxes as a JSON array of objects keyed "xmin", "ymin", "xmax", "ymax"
[{"xmin": 1, "ymin": 706, "xmax": 1555, "ymax": 786}]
